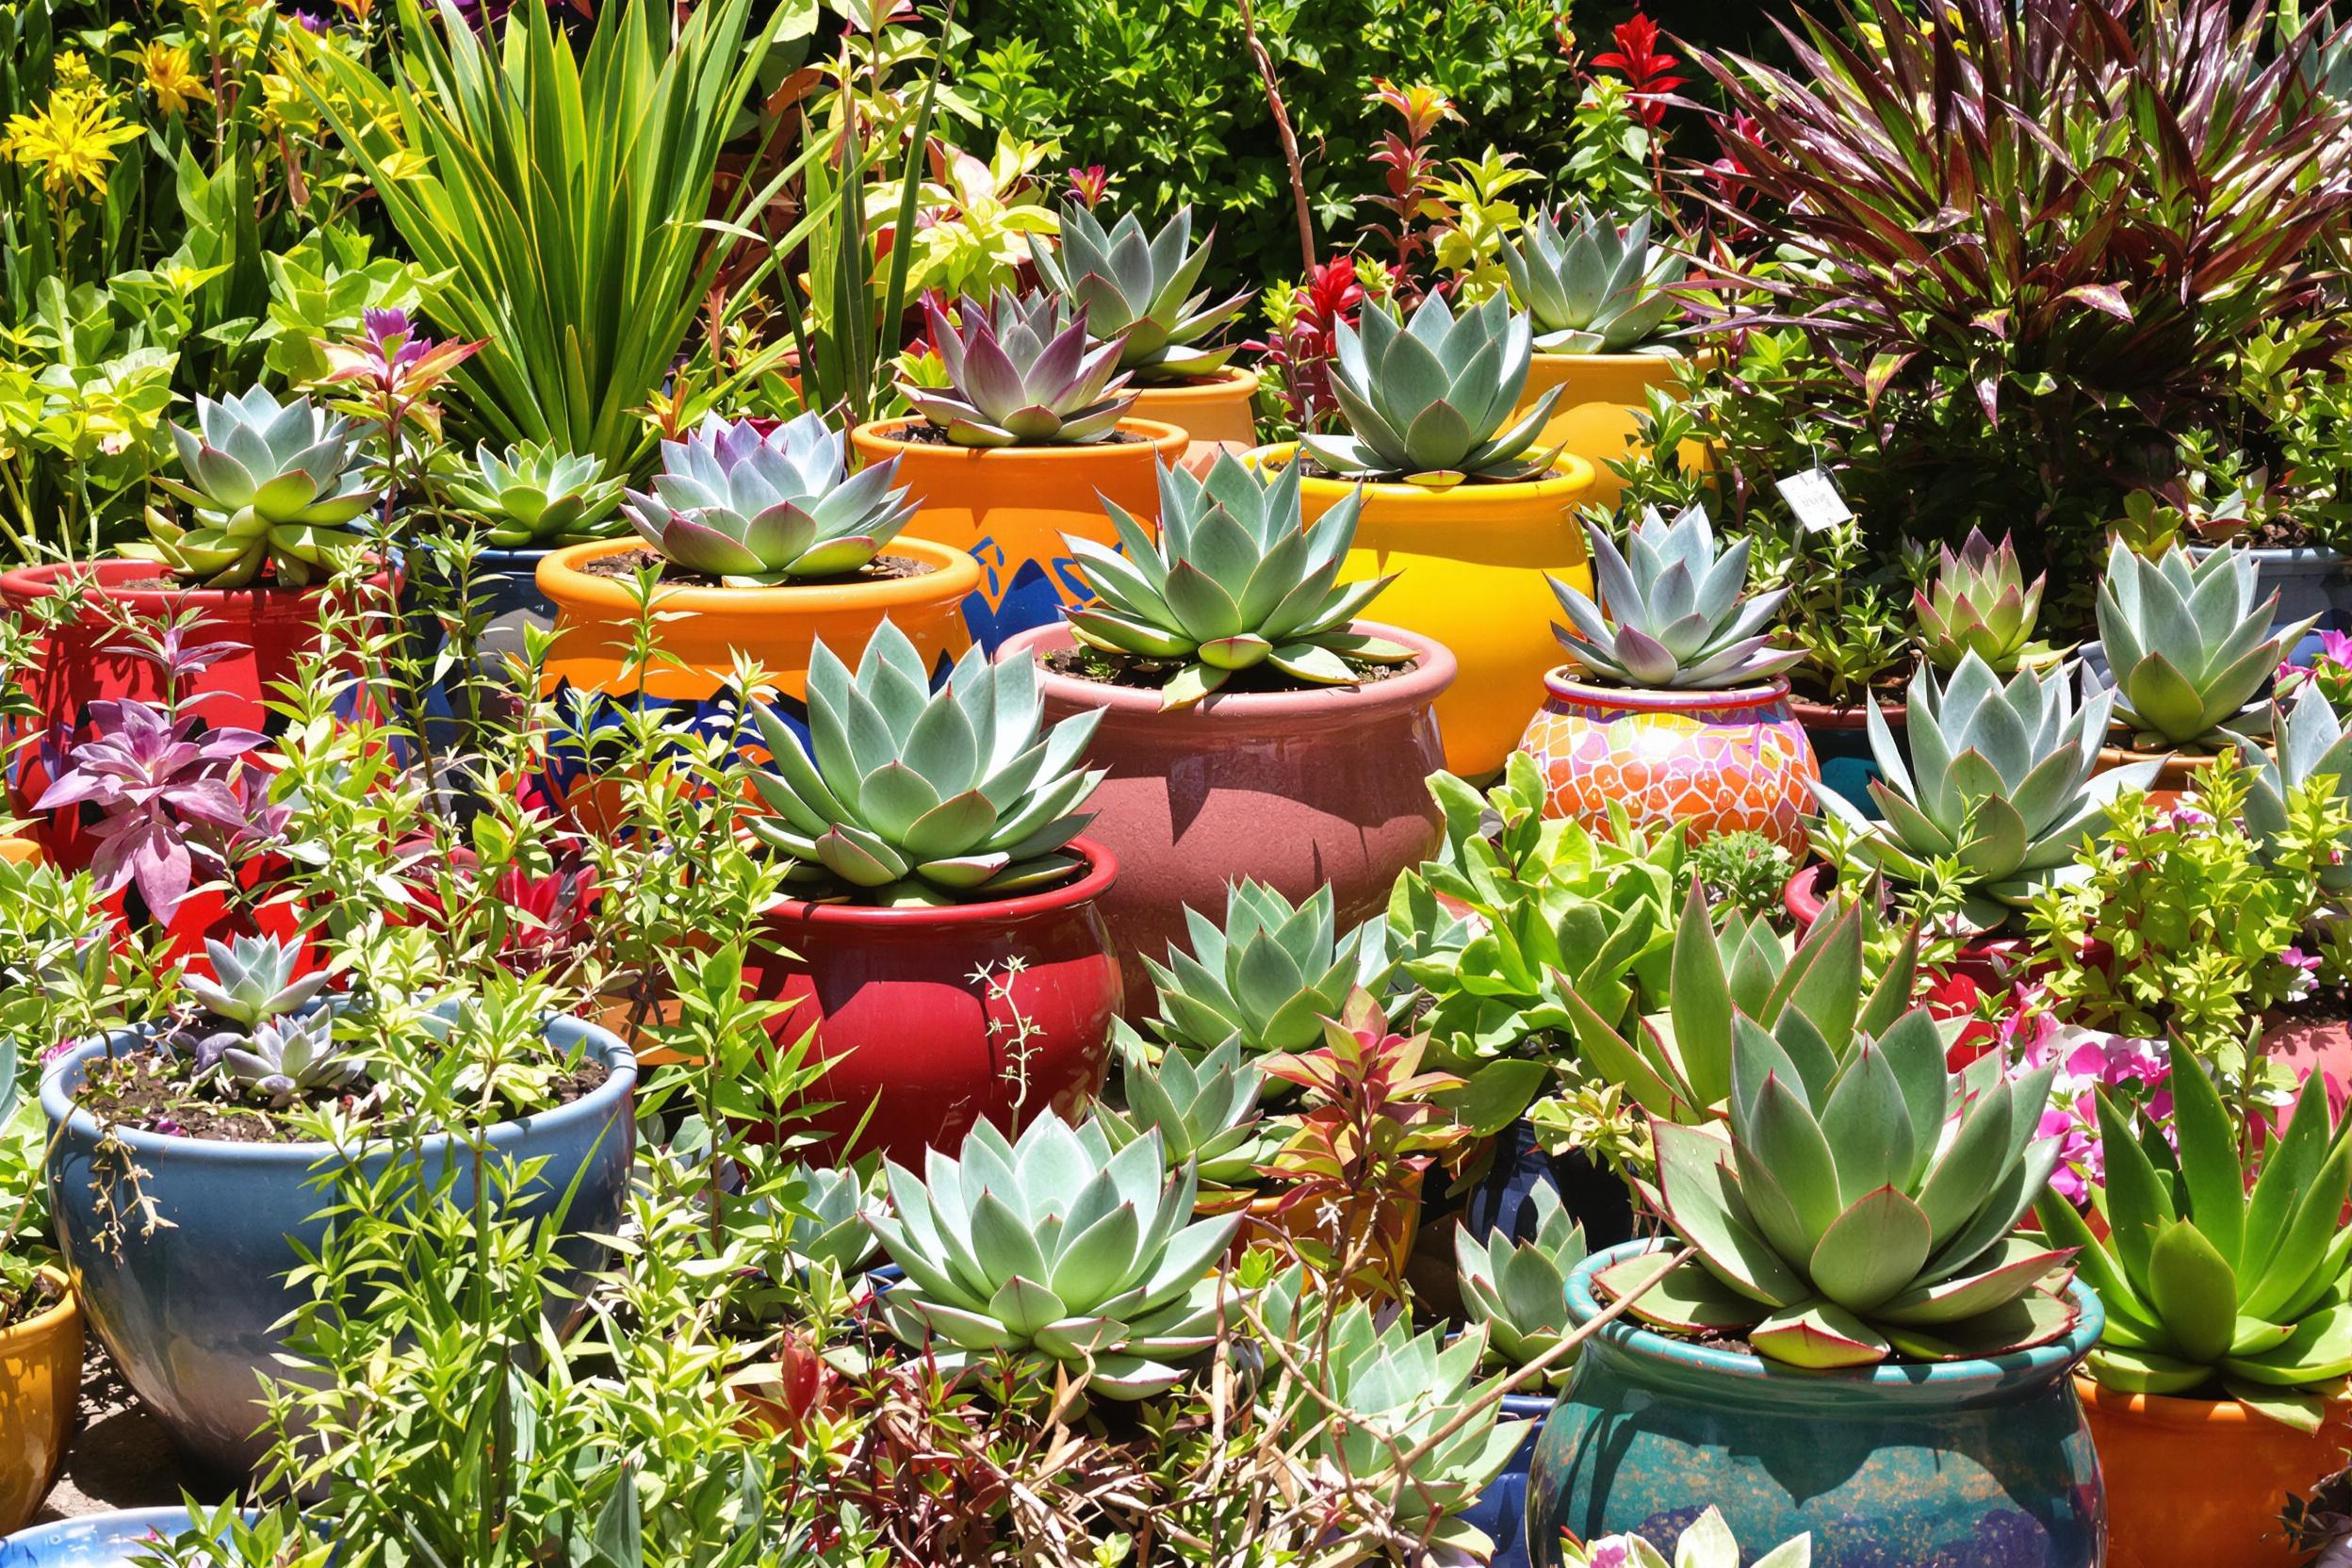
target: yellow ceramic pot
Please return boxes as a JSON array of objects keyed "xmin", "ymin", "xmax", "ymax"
[
  {"xmin": 1123, "ymin": 368, "xmax": 1260, "ymax": 466},
  {"xmin": 0, "ymin": 831, "xmax": 41, "ymax": 866},
  {"xmin": 1516, "ymin": 350, "xmax": 1709, "ymax": 510},
  {"xmin": 535, "ymin": 537, "xmax": 981, "ymax": 704},
  {"xmin": 850, "ymin": 417, "xmax": 1188, "ymax": 651},
  {"xmin": 0, "ymin": 1267, "xmax": 82, "ymax": 1532},
  {"xmin": 1250, "ymin": 444, "xmax": 1596, "ymax": 776}
]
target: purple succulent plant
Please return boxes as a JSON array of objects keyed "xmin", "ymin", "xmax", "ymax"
[{"xmin": 35, "ymin": 699, "xmax": 277, "ymax": 921}]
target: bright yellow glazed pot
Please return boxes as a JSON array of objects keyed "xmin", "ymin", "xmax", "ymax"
[
  {"xmin": 0, "ymin": 1267, "xmax": 82, "ymax": 1532},
  {"xmin": 1250, "ymin": 444, "xmax": 1596, "ymax": 777},
  {"xmin": 1123, "ymin": 369, "xmax": 1260, "ymax": 465},
  {"xmin": 1516, "ymin": 350, "xmax": 1709, "ymax": 510}
]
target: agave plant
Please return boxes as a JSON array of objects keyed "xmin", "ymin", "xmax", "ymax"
[
  {"xmin": 2098, "ymin": 541, "xmax": 2314, "ymax": 747},
  {"xmin": 216, "ymin": 1009, "xmax": 367, "ymax": 1110},
  {"xmin": 2243, "ymin": 681, "xmax": 2352, "ymax": 890},
  {"xmin": 747, "ymin": 620, "xmax": 1105, "ymax": 905},
  {"xmin": 1299, "ymin": 291, "xmax": 1565, "ymax": 482},
  {"xmin": 1809, "ymin": 654, "xmax": 2164, "ymax": 927},
  {"xmin": 1548, "ymin": 502, "xmax": 1802, "ymax": 690},
  {"xmin": 899, "ymin": 289, "xmax": 1135, "ymax": 447},
  {"xmin": 1454, "ymin": 1181, "xmax": 1591, "ymax": 1382},
  {"xmin": 443, "ymin": 441, "xmax": 627, "ymax": 547},
  {"xmin": 131, "ymin": 386, "xmax": 382, "ymax": 588},
  {"xmin": 1029, "ymin": 202, "xmax": 1248, "ymax": 383},
  {"xmin": 1143, "ymin": 881, "xmax": 1390, "ymax": 1055},
  {"xmin": 1099, "ymin": 1034, "xmax": 1267, "ymax": 1189},
  {"xmin": 2038, "ymin": 1038, "xmax": 2352, "ymax": 1430},
  {"xmin": 623, "ymin": 413, "xmax": 917, "ymax": 585},
  {"xmin": 864, "ymin": 1112, "xmax": 1242, "ymax": 1398},
  {"xmin": 1599, "ymin": 996, "xmax": 2077, "ymax": 1369},
  {"xmin": 1914, "ymin": 528, "xmax": 2055, "ymax": 675},
  {"xmin": 1503, "ymin": 205, "xmax": 1687, "ymax": 354},
  {"xmin": 1063, "ymin": 452, "xmax": 1413, "ymax": 710},
  {"xmin": 185, "ymin": 935, "xmax": 331, "ymax": 1026}
]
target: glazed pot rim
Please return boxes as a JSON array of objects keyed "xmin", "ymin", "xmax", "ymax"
[
  {"xmin": 1002, "ymin": 621, "xmax": 1458, "ymax": 718},
  {"xmin": 2186, "ymin": 539, "xmax": 2349, "ymax": 567},
  {"xmin": 41, "ymin": 1014, "xmax": 637, "ymax": 1166},
  {"xmin": 1244, "ymin": 442, "xmax": 1597, "ymax": 500},
  {"xmin": 1569, "ymin": 1238, "xmax": 2103, "ymax": 1396},
  {"xmin": 1541, "ymin": 669, "xmax": 1792, "ymax": 712},
  {"xmin": 0, "ymin": 1264, "xmax": 78, "ymax": 1345},
  {"xmin": 0, "ymin": 1507, "xmax": 258, "ymax": 1548},
  {"xmin": 2071, "ymin": 1371, "xmax": 2349, "ymax": 1429},
  {"xmin": 0, "ymin": 556, "xmax": 396, "ymax": 607},
  {"xmin": 535, "ymin": 536, "xmax": 983, "ymax": 614},
  {"xmin": 1526, "ymin": 344, "xmax": 1696, "ymax": 366},
  {"xmin": 760, "ymin": 835, "xmax": 1118, "ymax": 931},
  {"xmin": 850, "ymin": 416, "xmax": 1188, "ymax": 457},
  {"xmin": 1785, "ymin": 688, "xmax": 1911, "ymax": 726},
  {"xmin": 1123, "ymin": 367, "xmax": 1260, "ymax": 394}
]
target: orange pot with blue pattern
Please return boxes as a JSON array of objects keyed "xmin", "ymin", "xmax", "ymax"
[{"xmin": 1516, "ymin": 671, "xmax": 1819, "ymax": 852}]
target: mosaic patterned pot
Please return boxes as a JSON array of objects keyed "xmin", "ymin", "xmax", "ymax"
[
  {"xmin": 1529, "ymin": 1240, "xmax": 2106, "ymax": 1568},
  {"xmin": 1514, "ymin": 672, "xmax": 1818, "ymax": 852}
]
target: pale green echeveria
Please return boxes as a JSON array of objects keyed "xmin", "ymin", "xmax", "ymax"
[
  {"xmin": 1100, "ymin": 1032, "xmax": 1267, "ymax": 1188},
  {"xmin": 1454, "ymin": 1181, "xmax": 1590, "ymax": 1383},
  {"xmin": 2037, "ymin": 1038, "xmax": 2352, "ymax": 1432},
  {"xmin": 218, "ymin": 1009, "xmax": 366, "ymax": 1109},
  {"xmin": 747, "ymin": 620, "xmax": 1105, "ymax": 906},
  {"xmin": 1301, "ymin": 291, "xmax": 1566, "ymax": 482},
  {"xmin": 866, "ymin": 1113, "xmax": 1243, "ymax": 1399},
  {"xmin": 758, "ymin": 1162, "xmax": 881, "ymax": 1277},
  {"xmin": 2098, "ymin": 540, "xmax": 2315, "ymax": 747},
  {"xmin": 1565, "ymin": 1509, "xmax": 1811, "ymax": 1568},
  {"xmin": 1602, "ymin": 1004, "xmax": 2076, "ymax": 1370},
  {"xmin": 1915, "ymin": 527, "xmax": 2054, "ymax": 676},
  {"xmin": 625, "ymin": 413, "xmax": 916, "ymax": 585},
  {"xmin": 2242, "ymin": 680, "xmax": 2352, "ymax": 891},
  {"xmin": 444, "ymin": 440, "xmax": 626, "ymax": 547},
  {"xmin": 185, "ymin": 934, "xmax": 329, "ymax": 1027},
  {"xmin": 1549, "ymin": 502, "xmax": 1801, "ymax": 690},
  {"xmin": 1503, "ymin": 205, "xmax": 1687, "ymax": 354},
  {"xmin": 1810, "ymin": 654, "xmax": 2164, "ymax": 928},
  {"xmin": 1064, "ymin": 452, "xmax": 1411, "ymax": 710},
  {"xmin": 136, "ymin": 386, "xmax": 382, "ymax": 587},
  {"xmin": 1029, "ymin": 202, "xmax": 1247, "ymax": 383},
  {"xmin": 902, "ymin": 289, "xmax": 1136, "ymax": 447},
  {"xmin": 1144, "ymin": 880, "xmax": 1391, "ymax": 1054}
]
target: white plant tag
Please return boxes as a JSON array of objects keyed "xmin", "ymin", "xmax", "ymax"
[{"xmin": 1775, "ymin": 467, "xmax": 1854, "ymax": 532}]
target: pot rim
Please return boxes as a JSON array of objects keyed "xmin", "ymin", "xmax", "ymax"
[
  {"xmin": 2071, "ymin": 1371, "xmax": 2349, "ymax": 1430},
  {"xmin": 1001, "ymin": 620, "xmax": 1458, "ymax": 720},
  {"xmin": 40, "ymin": 1015, "xmax": 637, "ymax": 1167},
  {"xmin": 2096, "ymin": 729, "xmax": 2219, "ymax": 767},
  {"xmin": 1541, "ymin": 670, "xmax": 1792, "ymax": 713},
  {"xmin": 1525, "ymin": 344, "xmax": 1698, "ymax": 367},
  {"xmin": 1122, "ymin": 367, "xmax": 1260, "ymax": 396},
  {"xmin": 0, "ymin": 1265, "xmax": 78, "ymax": 1347},
  {"xmin": 0, "ymin": 556, "xmax": 396, "ymax": 609},
  {"xmin": 1244, "ymin": 442, "xmax": 1597, "ymax": 501},
  {"xmin": 849, "ymin": 416, "xmax": 1188, "ymax": 459},
  {"xmin": 760, "ymin": 834, "xmax": 1118, "ymax": 932},
  {"xmin": 0, "ymin": 1507, "xmax": 255, "ymax": 1550},
  {"xmin": 1568, "ymin": 1238, "xmax": 2103, "ymax": 1397},
  {"xmin": 2187, "ymin": 540, "xmax": 2350, "ymax": 568},
  {"xmin": 534, "ymin": 536, "xmax": 984, "ymax": 616},
  {"xmin": 1785, "ymin": 688, "xmax": 1911, "ymax": 727}
]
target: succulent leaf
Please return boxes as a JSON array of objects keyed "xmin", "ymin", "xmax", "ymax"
[
  {"xmin": 1549, "ymin": 503, "xmax": 1802, "ymax": 691},
  {"xmin": 1143, "ymin": 881, "xmax": 1391, "ymax": 1054},
  {"xmin": 134, "ymin": 386, "xmax": 381, "ymax": 587},
  {"xmin": 902, "ymin": 289, "xmax": 1137, "ymax": 447},
  {"xmin": 1029, "ymin": 203, "xmax": 1247, "ymax": 383},
  {"xmin": 2097, "ymin": 541, "xmax": 2314, "ymax": 747},
  {"xmin": 1298, "ymin": 292, "xmax": 1567, "ymax": 482},
  {"xmin": 624, "ymin": 413, "xmax": 915, "ymax": 585},
  {"xmin": 443, "ymin": 440, "xmax": 626, "ymax": 547},
  {"xmin": 1503, "ymin": 205, "xmax": 1688, "ymax": 353}
]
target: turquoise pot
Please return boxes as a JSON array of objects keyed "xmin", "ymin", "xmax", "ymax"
[{"xmin": 1528, "ymin": 1241, "xmax": 2106, "ymax": 1567}]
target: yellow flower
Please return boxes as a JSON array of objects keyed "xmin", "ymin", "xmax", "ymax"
[
  {"xmin": 53, "ymin": 52, "xmax": 94, "ymax": 88},
  {"xmin": 134, "ymin": 42, "xmax": 211, "ymax": 118},
  {"xmin": 2, "ymin": 85, "xmax": 142, "ymax": 200}
]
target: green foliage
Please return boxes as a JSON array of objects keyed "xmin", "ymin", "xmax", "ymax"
[
  {"xmin": 2099, "ymin": 541, "xmax": 2315, "ymax": 748},
  {"xmin": 1453, "ymin": 1181, "xmax": 1589, "ymax": 1382},
  {"xmin": 2246, "ymin": 682, "xmax": 2352, "ymax": 892},
  {"xmin": 1914, "ymin": 528, "xmax": 2054, "ymax": 676},
  {"xmin": 1142, "ymin": 880, "xmax": 1390, "ymax": 1056},
  {"xmin": 1685, "ymin": 829, "xmax": 1795, "ymax": 923}
]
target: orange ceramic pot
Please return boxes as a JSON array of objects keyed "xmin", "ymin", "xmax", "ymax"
[
  {"xmin": 0, "ymin": 832, "xmax": 41, "ymax": 866},
  {"xmin": 1515, "ymin": 350, "xmax": 1712, "ymax": 510},
  {"xmin": 534, "ymin": 537, "xmax": 981, "ymax": 704},
  {"xmin": 2093, "ymin": 737, "xmax": 2224, "ymax": 813},
  {"xmin": 850, "ymin": 417, "xmax": 1188, "ymax": 651},
  {"xmin": 2079, "ymin": 1378, "xmax": 2351, "ymax": 1568},
  {"xmin": 0, "ymin": 1267, "xmax": 82, "ymax": 1532},
  {"xmin": 1516, "ymin": 672, "xmax": 1819, "ymax": 853},
  {"xmin": 1123, "ymin": 368, "xmax": 1258, "ymax": 463}
]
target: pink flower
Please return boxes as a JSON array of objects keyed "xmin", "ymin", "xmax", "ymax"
[
  {"xmin": 323, "ymin": 308, "xmax": 483, "ymax": 415},
  {"xmin": 2013, "ymin": 1021, "xmax": 2173, "ymax": 1203}
]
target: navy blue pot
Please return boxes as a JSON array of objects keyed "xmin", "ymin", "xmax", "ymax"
[
  {"xmin": 41, "ymin": 1017, "xmax": 636, "ymax": 1477},
  {"xmin": 0, "ymin": 1509, "xmax": 242, "ymax": 1565},
  {"xmin": 1458, "ymin": 1392, "xmax": 1555, "ymax": 1568}
]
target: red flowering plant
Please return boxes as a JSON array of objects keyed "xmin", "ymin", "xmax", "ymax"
[
  {"xmin": 1360, "ymin": 79, "xmax": 1462, "ymax": 302},
  {"xmin": 1590, "ymin": 10, "xmax": 1685, "ymax": 131},
  {"xmin": 1252, "ymin": 255, "xmax": 1378, "ymax": 435}
]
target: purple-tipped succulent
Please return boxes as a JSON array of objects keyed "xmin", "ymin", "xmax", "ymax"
[
  {"xmin": 899, "ymin": 289, "xmax": 1135, "ymax": 447},
  {"xmin": 624, "ymin": 413, "xmax": 918, "ymax": 585}
]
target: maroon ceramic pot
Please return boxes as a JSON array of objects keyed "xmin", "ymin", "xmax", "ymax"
[
  {"xmin": 999, "ymin": 622, "xmax": 1452, "ymax": 1012},
  {"xmin": 743, "ymin": 838, "xmax": 1122, "ymax": 1165}
]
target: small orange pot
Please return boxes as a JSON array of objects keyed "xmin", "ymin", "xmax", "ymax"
[
  {"xmin": 0, "ymin": 830, "xmax": 41, "ymax": 866},
  {"xmin": 2078, "ymin": 1377, "xmax": 2351, "ymax": 1568},
  {"xmin": 1123, "ymin": 368, "xmax": 1257, "ymax": 463},
  {"xmin": 1515, "ymin": 349, "xmax": 1714, "ymax": 510},
  {"xmin": 2093, "ymin": 736, "xmax": 2225, "ymax": 813},
  {"xmin": 850, "ymin": 417, "xmax": 1187, "ymax": 651},
  {"xmin": 0, "ymin": 1266, "xmax": 83, "ymax": 1533}
]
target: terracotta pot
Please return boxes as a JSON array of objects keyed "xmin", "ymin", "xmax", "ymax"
[
  {"xmin": 0, "ymin": 1267, "xmax": 81, "ymax": 1533},
  {"xmin": 1513, "ymin": 350, "xmax": 1714, "ymax": 510},
  {"xmin": 2094, "ymin": 735, "xmax": 2219, "ymax": 810},
  {"xmin": 1248, "ymin": 445, "xmax": 1597, "ymax": 777},
  {"xmin": 1787, "ymin": 690, "xmax": 1908, "ymax": 820},
  {"xmin": 2078, "ymin": 1378, "xmax": 2351, "ymax": 1568},
  {"xmin": 743, "ymin": 838, "xmax": 1122, "ymax": 1165},
  {"xmin": 849, "ymin": 418, "xmax": 1188, "ymax": 652},
  {"xmin": 999, "ymin": 622, "xmax": 1450, "ymax": 1012},
  {"xmin": 1122, "ymin": 368, "xmax": 1258, "ymax": 462},
  {"xmin": 1516, "ymin": 672, "xmax": 1818, "ymax": 853}
]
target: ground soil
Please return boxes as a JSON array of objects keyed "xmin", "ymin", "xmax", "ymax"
[
  {"xmin": 1040, "ymin": 644, "xmax": 1410, "ymax": 694},
  {"xmin": 580, "ymin": 548, "xmax": 936, "ymax": 589},
  {"xmin": 74, "ymin": 1053, "xmax": 610, "ymax": 1147},
  {"xmin": 33, "ymin": 1339, "xmax": 214, "ymax": 1523}
]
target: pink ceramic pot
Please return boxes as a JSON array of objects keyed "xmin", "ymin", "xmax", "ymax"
[
  {"xmin": 999, "ymin": 622, "xmax": 1452, "ymax": 1013},
  {"xmin": 2262, "ymin": 1013, "xmax": 2352, "ymax": 1097},
  {"xmin": 1515, "ymin": 672, "xmax": 1819, "ymax": 853}
]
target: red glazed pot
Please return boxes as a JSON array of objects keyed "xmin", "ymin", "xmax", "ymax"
[
  {"xmin": 999, "ymin": 622, "xmax": 1450, "ymax": 1011},
  {"xmin": 1516, "ymin": 673, "xmax": 1819, "ymax": 853},
  {"xmin": 743, "ymin": 838, "xmax": 1122, "ymax": 1165}
]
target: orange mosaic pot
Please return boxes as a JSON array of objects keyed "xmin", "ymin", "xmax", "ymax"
[{"xmin": 1515, "ymin": 671, "xmax": 1819, "ymax": 852}]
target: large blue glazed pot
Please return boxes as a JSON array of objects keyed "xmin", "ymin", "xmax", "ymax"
[
  {"xmin": 1460, "ymin": 1392, "xmax": 1555, "ymax": 1568},
  {"xmin": 0, "ymin": 1509, "xmax": 240, "ymax": 1566},
  {"xmin": 41, "ymin": 1016, "xmax": 636, "ymax": 1478},
  {"xmin": 2189, "ymin": 542, "xmax": 2352, "ymax": 637},
  {"xmin": 1528, "ymin": 1241, "xmax": 2106, "ymax": 1568}
]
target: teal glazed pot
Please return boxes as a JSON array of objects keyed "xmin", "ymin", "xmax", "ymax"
[
  {"xmin": 41, "ymin": 1016, "xmax": 636, "ymax": 1478},
  {"xmin": 1528, "ymin": 1241, "xmax": 2106, "ymax": 1567}
]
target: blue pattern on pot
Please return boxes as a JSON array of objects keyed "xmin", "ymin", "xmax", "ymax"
[{"xmin": 0, "ymin": 1509, "xmax": 248, "ymax": 1566}]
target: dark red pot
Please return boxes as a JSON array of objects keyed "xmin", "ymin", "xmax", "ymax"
[
  {"xmin": 999, "ymin": 623, "xmax": 1451, "ymax": 1012},
  {"xmin": 743, "ymin": 837, "xmax": 1122, "ymax": 1165}
]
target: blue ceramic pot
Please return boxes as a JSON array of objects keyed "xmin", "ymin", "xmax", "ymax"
[
  {"xmin": 0, "ymin": 1509, "xmax": 239, "ymax": 1566},
  {"xmin": 41, "ymin": 1016, "xmax": 636, "ymax": 1477},
  {"xmin": 1459, "ymin": 1392, "xmax": 1555, "ymax": 1568},
  {"xmin": 2189, "ymin": 542, "xmax": 2352, "ymax": 637},
  {"xmin": 1788, "ymin": 694, "xmax": 1903, "ymax": 821},
  {"xmin": 1528, "ymin": 1240, "xmax": 2106, "ymax": 1567}
]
